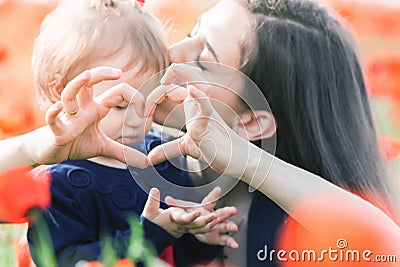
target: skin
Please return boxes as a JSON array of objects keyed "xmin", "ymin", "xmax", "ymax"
[
  {"xmin": 153, "ymin": 0, "xmax": 250, "ymax": 129},
  {"xmin": 71, "ymin": 51, "xmax": 238, "ymax": 241},
  {"xmin": 85, "ymin": 50, "xmax": 154, "ymax": 169},
  {"xmin": 10, "ymin": 67, "xmax": 149, "ymax": 169}
]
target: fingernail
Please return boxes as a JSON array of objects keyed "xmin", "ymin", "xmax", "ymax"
[{"xmin": 111, "ymin": 68, "xmax": 122, "ymax": 76}]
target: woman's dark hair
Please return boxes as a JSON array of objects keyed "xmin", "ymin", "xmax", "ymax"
[{"xmin": 239, "ymin": 0, "xmax": 398, "ymax": 220}]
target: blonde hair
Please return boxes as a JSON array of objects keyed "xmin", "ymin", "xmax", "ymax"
[{"xmin": 33, "ymin": 0, "xmax": 168, "ymax": 108}]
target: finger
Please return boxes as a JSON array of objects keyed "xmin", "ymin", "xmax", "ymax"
[
  {"xmin": 142, "ymin": 188, "xmax": 161, "ymax": 219},
  {"xmin": 214, "ymin": 206, "xmax": 238, "ymax": 222},
  {"xmin": 201, "ymin": 187, "xmax": 221, "ymax": 211},
  {"xmin": 218, "ymin": 235, "xmax": 239, "ymax": 249},
  {"xmin": 87, "ymin": 66, "xmax": 122, "ymax": 86},
  {"xmin": 188, "ymin": 85, "xmax": 213, "ymax": 118},
  {"xmin": 188, "ymin": 221, "xmax": 222, "ymax": 235},
  {"xmin": 144, "ymin": 84, "xmax": 187, "ymax": 118},
  {"xmin": 96, "ymin": 83, "xmax": 145, "ymax": 118},
  {"xmin": 77, "ymin": 83, "xmax": 94, "ymax": 107},
  {"xmin": 165, "ymin": 195, "xmax": 199, "ymax": 209},
  {"xmin": 62, "ymin": 67, "xmax": 122, "ymax": 114},
  {"xmin": 147, "ymin": 137, "xmax": 186, "ymax": 166},
  {"xmin": 185, "ymin": 86, "xmax": 215, "ymax": 142},
  {"xmin": 45, "ymin": 102, "xmax": 64, "ymax": 136},
  {"xmin": 213, "ymin": 221, "xmax": 239, "ymax": 234},
  {"xmin": 61, "ymin": 71, "xmax": 90, "ymax": 114},
  {"xmin": 101, "ymin": 139, "xmax": 148, "ymax": 169},
  {"xmin": 170, "ymin": 209, "xmax": 201, "ymax": 225},
  {"xmin": 161, "ymin": 64, "xmax": 211, "ymax": 96},
  {"xmin": 188, "ymin": 216, "xmax": 221, "ymax": 233}
]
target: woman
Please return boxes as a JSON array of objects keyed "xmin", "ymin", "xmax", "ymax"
[{"xmin": 144, "ymin": 0, "xmax": 399, "ymax": 266}]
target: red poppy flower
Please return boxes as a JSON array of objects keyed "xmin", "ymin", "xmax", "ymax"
[
  {"xmin": 82, "ymin": 262, "xmax": 105, "ymax": 267},
  {"xmin": 378, "ymin": 136, "xmax": 400, "ymax": 161},
  {"xmin": 114, "ymin": 258, "xmax": 136, "ymax": 267},
  {"xmin": 366, "ymin": 57, "xmax": 400, "ymax": 99},
  {"xmin": 0, "ymin": 166, "xmax": 51, "ymax": 223},
  {"xmin": 13, "ymin": 235, "xmax": 34, "ymax": 267},
  {"xmin": 278, "ymin": 193, "xmax": 400, "ymax": 267}
]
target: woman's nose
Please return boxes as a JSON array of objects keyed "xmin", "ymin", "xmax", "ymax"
[{"xmin": 168, "ymin": 37, "xmax": 202, "ymax": 64}]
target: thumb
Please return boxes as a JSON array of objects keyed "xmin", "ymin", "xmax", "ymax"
[
  {"xmin": 142, "ymin": 188, "xmax": 161, "ymax": 220},
  {"xmin": 102, "ymin": 139, "xmax": 148, "ymax": 169},
  {"xmin": 201, "ymin": 187, "xmax": 221, "ymax": 211},
  {"xmin": 188, "ymin": 85, "xmax": 212, "ymax": 116}
]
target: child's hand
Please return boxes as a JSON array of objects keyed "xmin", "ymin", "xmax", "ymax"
[
  {"xmin": 142, "ymin": 188, "xmax": 221, "ymax": 238},
  {"xmin": 195, "ymin": 220, "xmax": 239, "ymax": 249},
  {"xmin": 165, "ymin": 187, "xmax": 239, "ymax": 248},
  {"xmin": 30, "ymin": 66, "xmax": 148, "ymax": 168}
]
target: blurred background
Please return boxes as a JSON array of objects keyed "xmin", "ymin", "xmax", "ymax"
[{"xmin": 0, "ymin": 0, "xmax": 399, "ymax": 265}]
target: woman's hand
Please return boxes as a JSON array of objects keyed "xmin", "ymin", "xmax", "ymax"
[
  {"xmin": 26, "ymin": 66, "xmax": 148, "ymax": 168},
  {"xmin": 145, "ymin": 64, "xmax": 253, "ymax": 178}
]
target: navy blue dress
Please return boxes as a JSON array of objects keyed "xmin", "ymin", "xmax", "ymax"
[{"xmin": 28, "ymin": 129, "xmax": 220, "ymax": 267}]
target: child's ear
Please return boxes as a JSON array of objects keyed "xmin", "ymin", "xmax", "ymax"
[
  {"xmin": 48, "ymin": 76, "xmax": 64, "ymax": 102},
  {"xmin": 233, "ymin": 110, "xmax": 276, "ymax": 141}
]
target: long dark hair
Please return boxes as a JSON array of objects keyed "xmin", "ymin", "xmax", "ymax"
[{"xmin": 239, "ymin": 0, "xmax": 398, "ymax": 220}]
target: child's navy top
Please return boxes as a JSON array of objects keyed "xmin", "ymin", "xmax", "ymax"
[{"xmin": 28, "ymin": 128, "xmax": 220, "ymax": 266}]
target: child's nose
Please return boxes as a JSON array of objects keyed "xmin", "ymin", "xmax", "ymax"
[{"xmin": 125, "ymin": 110, "xmax": 144, "ymax": 128}]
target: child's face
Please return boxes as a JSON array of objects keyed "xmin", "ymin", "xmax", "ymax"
[{"xmin": 90, "ymin": 53, "xmax": 154, "ymax": 146}]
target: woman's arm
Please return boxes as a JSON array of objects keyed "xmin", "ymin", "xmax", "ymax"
[{"xmin": 145, "ymin": 65, "xmax": 400, "ymax": 253}]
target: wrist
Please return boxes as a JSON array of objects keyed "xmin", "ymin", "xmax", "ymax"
[
  {"xmin": 241, "ymin": 143, "xmax": 269, "ymax": 185},
  {"xmin": 20, "ymin": 131, "xmax": 38, "ymax": 167},
  {"xmin": 22, "ymin": 126, "xmax": 52, "ymax": 167}
]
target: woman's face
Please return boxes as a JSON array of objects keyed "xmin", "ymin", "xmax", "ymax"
[{"xmin": 168, "ymin": 0, "xmax": 253, "ymax": 124}]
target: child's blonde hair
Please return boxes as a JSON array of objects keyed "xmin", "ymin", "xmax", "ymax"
[{"xmin": 33, "ymin": 0, "xmax": 168, "ymax": 108}]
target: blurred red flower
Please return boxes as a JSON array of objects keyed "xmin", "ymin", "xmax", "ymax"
[
  {"xmin": 0, "ymin": 166, "xmax": 51, "ymax": 223},
  {"xmin": 366, "ymin": 57, "xmax": 400, "ymax": 99},
  {"xmin": 277, "ymin": 193, "xmax": 400, "ymax": 267},
  {"xmin": 13, "ymin": 235, "xmax": 34, "ymax": 267},
  {"xmin": 378, "ymin": 136, "xmax": 400, "ymax": 161},
  {"xmin": 114, "ymin": 258, "xmax": 136, "ymax": 267},
  {"xmin": 82, "ymin": 262, "xmax": 105, "ymax": 267}
]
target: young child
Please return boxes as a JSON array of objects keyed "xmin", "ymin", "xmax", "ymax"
[{"xmin": 27, "ymin": 0, "xmax": 232, "ymax": 266}]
